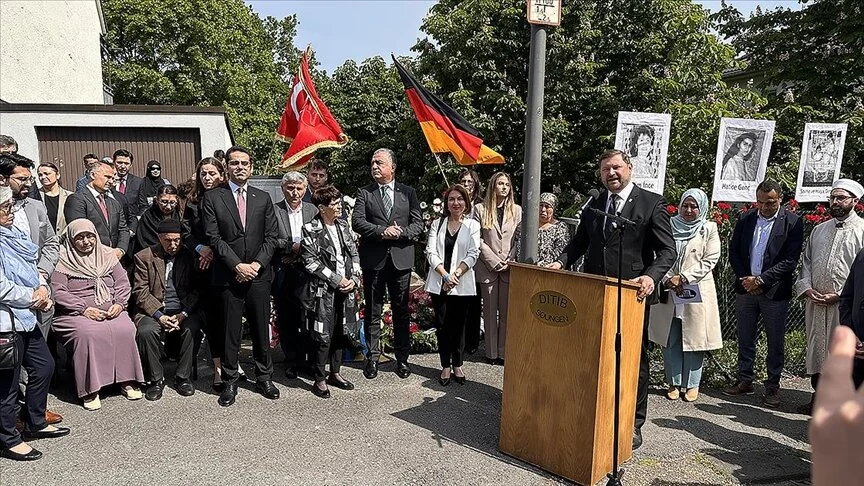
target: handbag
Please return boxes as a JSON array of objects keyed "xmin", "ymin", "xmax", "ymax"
[{"xmin": 0, "ymin": 329, "xmax": 20, "ymax": 370}]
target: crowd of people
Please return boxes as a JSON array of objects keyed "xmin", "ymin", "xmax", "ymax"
[{"xmin": 0, "ymin": 134, "xmax": 863, "ymax": 480}]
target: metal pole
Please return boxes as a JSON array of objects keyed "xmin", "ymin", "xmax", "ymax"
[{"xmin": 519, "ymin": 23, "xmax": 547, "ymax": 264}]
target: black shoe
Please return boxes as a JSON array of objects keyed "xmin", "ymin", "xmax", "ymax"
[
  {"xmin": 255, "ymin": 380, "xmax": 280, "ymax": 400},
  {"xmin": 485, "ymin": 357, "xmax": 496, "ymax": 365},
  {"xmin": 212, "ymin": 381, "xmax": 226, "ymax": 393},
  {"xmin": 632, "ymin": 428, "xmax": 643, "ymax": 450},
  {"xmin": 311, "ymin": 382, "xmax": 331, "ymax": 399},
  {"xmin": 145, "ymin": 380, "xmax": 165, "ymax": 401},
  {"xmin": 363, "ymin": 359, "xmax": 378, "ymax": 379},
  {"xmin": 285, "ymin": 367, "xmax": 298, "ymax": 379},
  {"xmin": 218, "ymin": 383, "xmax": 238, "ymax": 407},
  {"xmin": 439, "ymin": 375, "xmax": 451, "ymax": 386},
  {"xmin": 175, "ymin": 379, "xmax": 195, "ymax": 397},
  {"xmin": 0, "ymin": 446, "xmax": 42, "ymax": 461},
  {"xmin": 22, "ymin": 427, "xmax": 71, "ymax": 440},
  {"xmin": 327, "ymin": 376, "xmax": 355, "ymax": 391},
  {"xmin": 396, "ymin": 361, "xmax": 412, "ymax": 379},
  {"xmin": 494, "ymin": 358, "xmax": 505, "ymax": 366},
  {"xmin": 453, "ymin": 375, "xmax": 466, "ymax": 385}
]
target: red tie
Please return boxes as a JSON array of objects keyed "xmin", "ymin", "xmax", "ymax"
[
  {"xmin": 237, "ymin": 187, "xmax": 246, "ymax": 228},
  {"xmin": 119, "ymin": 178, "xmax": 126, "ymax": 194},
  {"xmin": 97, "ymin": 194, "xmax": 109, "ymax": 223}
]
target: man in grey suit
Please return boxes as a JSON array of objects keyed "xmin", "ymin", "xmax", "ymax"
[
  {"xmin": 64, "ymin": 159, "xmax": 130, "ymax": 260},
  {"xmin": 0, "ymin": 153, "xmax": 63, "ymax": 425},
  {"xmin": 273, "ymin": 171, "xmax": 318, "ymax": 378}
]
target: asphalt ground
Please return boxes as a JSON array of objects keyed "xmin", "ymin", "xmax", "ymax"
[{"xmin": 0, "ymin": 344, "xmax": 812, "ymax": 486}]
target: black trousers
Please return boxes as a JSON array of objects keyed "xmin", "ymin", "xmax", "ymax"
[
  {"xmin": 200, "ymin": 279, "xmax": 223, "ymax": 361},
  {"xmin": 0, "ymin": 329, "xmax": 52, "ymax": 448},
  {"xmin": 135, "ymin": 313, "xmax": 202, "ymax": 383},
  {"xmin": 220, "ymin": 280, "xmax": 273, "ymax": 383},
  {"xmin": 635, "ymin": 307, "xmax": 651, "ymax": 431},
  {"xmin": 313, "ymin": 292, "xmax": 347, "ymax": 382},
  {"xmin": 465, "ymin": 285, "xmax": 482, "ymax": 352},
  {"xmin": 362, "ymin": 261, "xmax": 411, "ymax": 362},
  {"xmin": 275, "ymin": 282, "xmax": 310, "ymax": 371},
  {"xmin": 431, "ymin": 293, "xmax": 470, "ymax": 368}
]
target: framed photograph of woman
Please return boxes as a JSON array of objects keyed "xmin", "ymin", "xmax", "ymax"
[
  {"xmin": 613, "ymin": 111, "xmax": 672, "ymax": 195},
  {"xmin": 711, "ymin": 118, "xmax": 775, "ymax": 202},
  {"xmin": 794, "ymin": 123, "xmax": 848, "ymax": 202}
]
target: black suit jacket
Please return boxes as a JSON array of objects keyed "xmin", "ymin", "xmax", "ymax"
[
  {"xmin": 118, "ymin": 173, "xmax": 144, "ymax": 216},
  {"xmin": 352, "ymin": 181, "xmax": 424, "ymax": 271},
  {"xmin": 64, "ymin": 187, "xmax": 130, "ymax": 252},
  {"xmin": 201, "ymin": 185, "xmax": 279, "ymax": 287},
  {"xmin": 839, "ymin": 249, "xmax": 864, "ymax": 340},
  {"xmin": 557, "ymin": 184, "xmax": 676, "ymax": 288},
  {"xmin": 729, "ymin": 207, "xmax": 804, "ymax": 300},
  {"xmin": 273, "ymin": 200, "xmax": 318, "ymax": 294}
]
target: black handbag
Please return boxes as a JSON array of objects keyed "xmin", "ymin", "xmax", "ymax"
[{"xmin": 0, "ymin": 329, "xmax": 20, "ymax": 370}]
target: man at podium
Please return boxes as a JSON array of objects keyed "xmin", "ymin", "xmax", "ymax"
[{"xmin": 546, "ymin": 149, "xmax": 676, "ymax": 450}]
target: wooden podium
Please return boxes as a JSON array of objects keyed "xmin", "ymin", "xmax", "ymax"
[{"xmin": 499, "ymin": 263, "xmax": 646, "ymax": 485}]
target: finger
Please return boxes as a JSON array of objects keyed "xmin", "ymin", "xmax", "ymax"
[{"xmin": 814, "ymin": 326, "xmax": 858, "ymax": 413}]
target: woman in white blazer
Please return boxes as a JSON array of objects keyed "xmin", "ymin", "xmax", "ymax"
[
  {"xmin": 425, "ymin": 184, "xmax": 481, "ymax": 386},
  {"xmin": 648, "ymin": 188, "xmax": 722, "ymax": 402}
]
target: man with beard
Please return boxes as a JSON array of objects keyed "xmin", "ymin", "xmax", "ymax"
[
  {"xmin": 793, "ymin": 179, "xmax": 864, "ymax": 414},
  {"xmin": 724, "ymin": 179, "xmax": 804, "ymax": 408},
  {"xmin": 202, "ymin": 146, "xmax": 280, "ymax": 406},
  {"xmin": 546, "ymin": 149, "xmax": 676, "ymax": 449}
]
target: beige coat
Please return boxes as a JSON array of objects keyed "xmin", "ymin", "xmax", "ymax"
[
  {"xmin": 648, "ymin": 221, "xmax": 722, "ymax": 352},
  {"xmin": 39, "ymin": 186, "xmax": 73, "ymax": 234},
  {"xmin": 473, "ymin": 203, "xmax": 521, "ymax": 284}
]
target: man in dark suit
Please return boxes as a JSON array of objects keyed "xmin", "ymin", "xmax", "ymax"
[
  {"xmin": 352, "ymin": 148, "xmax": 424, "ymax": 380},
  {"xmin": 274, "ymin": 171, "xmax": 318, "ymax": 378},
  {"xmin": 548, "ymin": 149, "xmax": 676, "ymax": 450},
  {"xmin": 64, "ymin": 159, "xmax": 129, "ymax": 260},
  {"xmin": 724, "ymin": 179, "xmax": 804, "ymax": 408},
  {"xmin": 132, "ymin": 219, "xmax": 202, "ymax": 401},
  {"xmin": 837, "ymin": 248, "xmax": 864, "ymax": 389},
  {"xmin": 113, "ymin": 149, "xmax": 144, "ymax": 217},
  {"xmin": 302, "ymin": 158, "xmax": 330, "ymax": 203},
  {"xmin": 202, "ymin": 145, "xmax": 280, "ymax": 407}
]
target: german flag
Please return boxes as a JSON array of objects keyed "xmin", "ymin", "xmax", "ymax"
[{"xmin": 393, "ymin": 56, "xmax": 504, "ymax": 165}]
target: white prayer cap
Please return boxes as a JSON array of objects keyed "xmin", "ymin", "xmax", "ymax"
[{"xmin": 832, "ymin": 179, "xmax": 864, "ymax": 199}]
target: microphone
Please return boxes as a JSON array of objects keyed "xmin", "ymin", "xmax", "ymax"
[{"xmin": 579, "ymin": 189, "xmax": 601, "ymax": 213}]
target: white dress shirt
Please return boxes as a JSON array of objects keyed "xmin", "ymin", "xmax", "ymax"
[{"xmin": 286, "ymin": 203, "xmax": 304, "ymax": 243}]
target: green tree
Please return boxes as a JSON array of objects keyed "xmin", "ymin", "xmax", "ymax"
[
  {"xmin": 714, "ymin": 0, "xmax": 864, "ymax": 188},
  {"xmin": 415, "ymin": 0, "xmax": 770, "ymax": 204},
  {"xmin": 101, "ymin": 0, "xmax": 299, "ymax": 171}
]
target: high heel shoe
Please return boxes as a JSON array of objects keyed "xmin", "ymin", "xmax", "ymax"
[
  {"xmin": 453, "ymin": 367, "xmax": 466, "ymax": 385},
  {"xmin": 438, "ymin": 376, "xmax": 451, "ymax": 386}
]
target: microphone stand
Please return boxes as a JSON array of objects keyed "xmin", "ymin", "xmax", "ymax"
[{"xmin": 587, "ymin": 207, "xmax": 636, "ymax": 486}]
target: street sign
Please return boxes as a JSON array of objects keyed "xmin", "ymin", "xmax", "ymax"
[{"xmin": 527, "ymin": 0, "xmax": 561, "ymax": 26}]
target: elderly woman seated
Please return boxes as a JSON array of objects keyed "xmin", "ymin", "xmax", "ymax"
[{"xmin": 51, "ymin": 219, "xmax": 144, "ymax": 410}]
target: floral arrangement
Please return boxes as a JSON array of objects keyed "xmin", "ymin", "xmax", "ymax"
[
  {"xmin": 421, "ymin": 198, "xmax": 444, "ymax": 231},
  {"xmin": 359, "ymin": 275, "xmax": 439, "ymax": 354}
]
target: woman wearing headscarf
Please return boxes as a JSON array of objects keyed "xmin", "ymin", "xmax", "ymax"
[
  {"xmin": 51, "ymin": 219, "xmax": 144, "ymax": 410},
  {"xmin": 137, "ymin": 159, "xmax": 169, "ymax": 212},
  {"xmin": 648, "ymin": 188, "xmax": 722, "ymax": 402},
  {"xmin": 134, "ymin": 184, "xmax": 181, "ymax": 255},
  {"xmin": 0, "ymin": 186, "xmax": 68, "ymax": 462},
  {"xmin": 535, "ymin": 193, "xmax": 570, "ymax": 266}
]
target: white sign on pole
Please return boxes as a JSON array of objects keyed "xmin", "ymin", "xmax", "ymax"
[
  {"xmin": 711, "ymin": 118, "xmax": 776, "ymax": 202},
  {"xmin": 527, "ymin": 0, "xmax": 562, "ymax": 26},
  {"xmin": 613, "ymin": 111, "xmax": 672, "ymax": 195},
  {"xmin": 794, "ymin": 123, "xmax": 848, "ymax": 203}
]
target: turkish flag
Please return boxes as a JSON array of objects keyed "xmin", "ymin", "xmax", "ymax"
[{"xmin": 276, "ymin": 52, "xmax": 347, "ymax": 170}]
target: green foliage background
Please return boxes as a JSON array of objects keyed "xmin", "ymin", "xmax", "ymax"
[{"xmin": 101, "ymin": 0, "xmax": 863, "ymax": 205}]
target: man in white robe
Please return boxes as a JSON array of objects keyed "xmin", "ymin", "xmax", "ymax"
[{"xmin": 794, "ymin": 178, "xmax": 864, "ymax": 413}]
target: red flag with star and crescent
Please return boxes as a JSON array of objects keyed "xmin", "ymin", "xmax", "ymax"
[{"xmin": 276, "ymin": 51, "xmax": 348, "ymax": 170}]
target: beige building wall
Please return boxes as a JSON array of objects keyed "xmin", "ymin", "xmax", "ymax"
[{"xmin": 0, "ymin": 0, "xmax": 106, "ymax": 104}]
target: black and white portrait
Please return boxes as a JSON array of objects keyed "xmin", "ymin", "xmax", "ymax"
[
  {"xmin": 712, "ymin": 117, "xmax": 775, "ymax": 203},
  {"xmin": 795, "ymin": 123, "xmax": 848, "ymax": 202},
  {"xmin": 614, "ymin": 111, "xmax": 671, "ymax": 195}
]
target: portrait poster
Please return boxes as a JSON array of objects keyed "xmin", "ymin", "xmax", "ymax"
[
  {"xmin": 711, "ymin": 118, "xmax": 775, "ymax": 202},
  {"xmin": 614, "ymin": 111, "xmax": 672, "ymax": 195},
  {"xmin": 794, "ymin": 123, "xmax": 848, "ymax": 202}
]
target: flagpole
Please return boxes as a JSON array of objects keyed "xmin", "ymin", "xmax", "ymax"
[{"xmin": 432, "ymin": 153, "xmax": 450, "ymax": 187}]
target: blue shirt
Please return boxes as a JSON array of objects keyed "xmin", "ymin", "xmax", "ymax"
[{"xmin": 750, "ymin": 212, "xmax": 778, "ymax": 276}]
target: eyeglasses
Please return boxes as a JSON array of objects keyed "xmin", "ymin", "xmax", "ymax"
[
  {"xmin": 830, "ymin": 194, "xmax": 854, "ymax": 202},
  {"xmin": 0, "ymin": 204, "xmax": 13, "ymax": 214}
]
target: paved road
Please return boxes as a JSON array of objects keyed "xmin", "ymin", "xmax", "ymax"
[{"xmin": 0, "ymin": 347, "xmax": 812, "ymax": 485}]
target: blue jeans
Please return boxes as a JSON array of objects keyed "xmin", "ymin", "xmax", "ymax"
[
  {"xmin": 735, "ymin": 293, "xmax": 789, "ymax": 390},
  {"xmin": 662, "ymin": 318, "xmax": 704, "ymax": 389}
]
